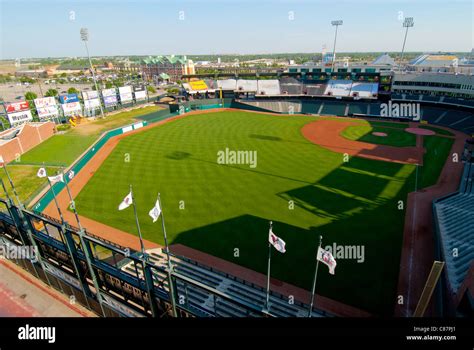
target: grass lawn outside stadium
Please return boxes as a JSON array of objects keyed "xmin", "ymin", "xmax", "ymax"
[{"xmin": 69, "ymin": 110, "xmax": 452, "ymax": 315}]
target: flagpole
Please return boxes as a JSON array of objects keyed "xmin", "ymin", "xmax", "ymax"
[
  {"xmin": 1, "ymin": 162, "xmax": 54, "ymax": 286},
  {"xmin": 308, "ymin": 235, "xmax": 323, "ymax": 317},
  {"xmin": 46, "ymin": 171, "xmax": 64, "ymax": 224},
  {"xmin": 58, "ymin": 167, "xmax": 106, "ymax": 317},
  {"xmin": 57, "ymin": 167, "xmax": 93, "ymax": 311},
  {"xmin": 2, "ymin": 161, "xmax": 21, "ymax": 206},
  {"xmin": 61, "ymin": 168, "xmax": 83, "ymax": 230},
  {"xmin": 157, "ymin": 192, "xmax": 178, "ymax": 318},
  {"xmin": 130, "ymin": 184, "xmax": 146, "ymax": 257},
  {"xmin": 265, "ymin": 221, "xmax": 273, "ymax": 311}
]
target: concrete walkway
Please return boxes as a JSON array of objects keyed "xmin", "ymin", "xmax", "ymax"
[{"xmin": 0, "ymin": 260, "xmax": 95, "ymax": 317}]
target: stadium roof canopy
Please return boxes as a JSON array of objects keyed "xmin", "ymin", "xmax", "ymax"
[
  {"xmin": 371, "ymin": 53, "xmax": 396, "ymax": 66},
  {"xmin": 409, "ymin": 54, "xmax": 459, "ymax": 67},
  {"xmin": 141, "ymin": 55, "xmax": 187, "ymax": 65}
]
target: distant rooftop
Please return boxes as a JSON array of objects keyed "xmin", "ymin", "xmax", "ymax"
[
  {"xmin": 141, "ymin": 55, "xmax": 188, "ymax": 65},
  {"xmin": 371, "ymin": 53, "xmax": 396, "ymax": 66}
]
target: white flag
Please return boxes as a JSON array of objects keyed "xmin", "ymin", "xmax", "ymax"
[
  {"xmin": 48, "ymin": 174, "xmax": 64, "ymax": 184},
  {"xmin": 0, "ymin": 156, "xmax": 4, "ymax": 167},
  {"xmin": 37, "ymin": 167, "xmax": 47, "ymax": 178},
  {"xmin": 118, "ymin": 192, "xmax": 133, "ymax": 210},
  {"xmin": 268, "ymin": 228, "xmax": 286, "ymax": 253},
  {"xmin": 148, "ymin": 200, "xmax": 162, "ymax": 223},
  {"xmin": 317, "ymin": 247, "xmax": 337, "ymax": 275}
]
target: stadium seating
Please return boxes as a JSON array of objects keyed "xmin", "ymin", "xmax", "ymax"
[
  {"xmin": 238, "ymin": 100, "xmax": 302, "ymax": 114},
  {"xmin": 217, "ymin": 79, "xmax": 237, "ymax": 90},
  {"xmin": 257, "ymin": 80, "xmax": 281, "ymax": 95},
  {"xmin": 349, "ymin": 82, "xmax": 379, "ymax": 99},
  {"xmin": 320, "ymin": 101, "xmax": 348, "ymax": 116},
  {"xmin": 434, "ymin": 161, "xmax": 474, "ymax": 295},
  {"xmin": 324, "ymin": 80, "xmax": 353, "ymax": 97},
  {"xmin": 121, "ymin": 249, "xmax": 328, "ymax": 317},
  {"xmin": 304, "ymin": 84, "xmax": 327, "ymax": 96},
  {"xmin": 236, "ymin": 79, "xmax": 258, "ymax": 92},
  {"xmin": 301, "ymin": 101, "xmax": 324, "ymax": 114},
  {"xmin": 348, "ymin": 102, "xmax": 369, "ymax": 115}
]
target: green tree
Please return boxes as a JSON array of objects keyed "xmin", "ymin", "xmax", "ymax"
[
  {"xmin": 147, "ymin": 86, "xmax": 156, "ymax": 94},
  {"xmin": 68, "ymin": 87, "xmax": 79, "ymax": 94},
  {"xmin": 45, "ymin": 89, "xmax": 58, "ymax": 97},
  {"xmin": 24, "ymin": 91, "xmax": 38, "ymax": 101},
  {"xmin": 105, "ymin": 82, "xmax": 113, "ymax": 89}
]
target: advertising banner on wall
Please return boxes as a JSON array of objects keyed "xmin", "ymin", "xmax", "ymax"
[
  {"xmin": 118, "ymin": 86, "xmax": 133, "ymax": 103},
  {"xmin": 5, "ymin": 101, "xmax": 30, "ymax": 113},
  {"xmin": 133, "ymin": 86, "xmax": 147, "ymax": 101},
  {"xmin": 59, "ymin": 94, "xmax": 80, "ymax": 104},
  {"xmin": 7, "ymin": 110, "xmax": 33, "ymax": 125},
  {"xmin": 82, "ymin": 90, "xmax": 99, "ymax": 100},
  {"xmin": 61, "ymin": 102, "xmax": 82, "ymax": 116},
  {"xmin": 102, "ymin": 88, "xmax": 118, "ymax": 107},
  {"xmin": 34, "ymin": 97, "xmax": 59, "ymax": 119},
  {"xmin": 84, "ymin": 99, "xmax": 101, "ymax": 110}
]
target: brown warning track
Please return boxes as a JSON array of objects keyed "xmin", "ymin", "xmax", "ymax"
[
  {"xmin": 301, "ymin": 119, "xmax": 424, "ymax": 165},
  {"xmin": 395, "ymin": 127, "xmax": 467, "ymax": 317}
]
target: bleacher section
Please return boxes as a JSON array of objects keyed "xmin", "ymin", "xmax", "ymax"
[
  {"xmin": 217, "ymin": 79, "xmax": 237, "ymax": 90},
  {"xmin": 301, "ymin": 101, "xmax": 324, "ymax": 114},
  {"xmin": 257, "ymin": 80, "xmax": 281, "ymax": 95},
  {"xmin": 324, "ymin": 80, "xmax": 352, "ymax": 97},
  {"xmin": 280, "ymin": 77, "xmax": 304, "ymax": 95},
  {"xmin": 349, "ymin": 82, "xmax": 379, "ymax": 99},
  {"xmin": 421, "ymin": 107, "xmax": 474, "ymax": 133},
  {"xmin": 237, "ymin": 100, "xmax": 302, "ymax": 114},
  {"xmin": 434, "ymin": 161, "xmax": 474, "ymax": 296},
  {"xmin": 304, "ymin": 83, "xmax": 327, "ymax": 96},
  {"xmin": 236, "ymin": 79, "xmax": 258, "ymax": 92},
  {"xmin": 121, "ymin": 249, "xmax": 327, "ymax": 317},
  {"xmin": 320, "ymin": 101, "xmax": 348, "ymax": 116},
  {"xmin": 348, "ymin": 102, "xmax": 369, "ymax": 115}
]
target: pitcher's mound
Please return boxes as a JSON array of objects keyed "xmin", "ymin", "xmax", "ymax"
[
  {"xmin": 372, "ymin": 132, "xmax": 387, "ymax": 137},
  {"xmin": 405, "ymin": 127, "xmax": 435, "ymax": 136}
]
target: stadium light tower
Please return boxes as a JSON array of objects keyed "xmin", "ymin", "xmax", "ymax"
[
  {"xmin": 398, "ymin": 17, "xmax": 414, "ymax": 71},
  {"xmin": 330, "ymin": 20, "xmax": 343, "ymax": 73},
  {"xmin": 80, "ymin": 27, "xmax": 105, "ymax": 118}
]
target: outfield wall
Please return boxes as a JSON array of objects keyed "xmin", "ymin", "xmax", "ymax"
[{"xmin": 0, "ymin": 122, "xmax": 55, "ymax": 163}]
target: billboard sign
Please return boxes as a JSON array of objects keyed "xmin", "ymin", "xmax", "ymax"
[
  {"xmin": 103, "ymin": 95, "xmax": 118, "ymax": 106},
  {"xmin": 133, "ymin": 86, "xmax": 147, "ymax": 101},
  {"xmin": 119, "ymin": 86, "xmax": 133, "ymax": 103},
  {"xmin": 59, "ymin": 93, "xmax": 79, "ymax": 104},
  {"xmin": 84, "ymin": 98, "xmax": 101, "ymax": 109},
  {"xmin": 37, "ymin": 106, "xmax": 59, "ymax": 119},
  {"xmin": 82, "ymin": 90, "xmax": 99, "ymax": 100},
  {"xmin": 34, "ymin": 97, "xmax": 56, "ymax": 108},
  {"xmin": 61, "ymin": 101, "xmax": 82, "ymax": 115},
  {"xmin": 7, "ymin": 110, "xmax": 33, "ymax": 125},
  {"xmin": 5, "ymin": 101, "xmax": 29, "ymax": 113}
]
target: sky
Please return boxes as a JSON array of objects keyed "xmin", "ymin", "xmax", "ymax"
[{"xmin": 0, "ymin": 0, "xmax": 472, "ymax": 59}]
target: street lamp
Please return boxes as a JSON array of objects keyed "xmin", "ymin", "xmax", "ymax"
[
  {"xmin": 80, "ymin": 28, "xmax": 105, "ymax": 118},
  {"xmin": 398, "ymin": 17, "xmax": 414, "ymax": 71},
  {"xmin": 331, "ymin": 20, "xmax": 343, "ymax": 73}
]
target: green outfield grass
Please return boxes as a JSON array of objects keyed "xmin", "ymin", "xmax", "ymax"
[
  {"xmin": 72, "ymin": 111, "xmax": 450, "ymax": 315},
  {"xmin": 0, "ymin": 165, "xmax": 58, "ymax": 205},
  {"xmin": 16, "ymin": 106, "xmax": 163, "ymax": 167},
  {"xmin": 340, "ymin": 122, "xmax": 417, "ymax": 147}
]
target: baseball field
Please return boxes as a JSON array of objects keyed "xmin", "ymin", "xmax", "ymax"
[{"xmin": 46, "ymin": 109, "xmax": 454, "ymax": 315}]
